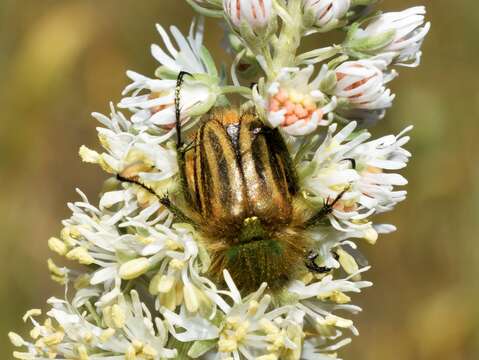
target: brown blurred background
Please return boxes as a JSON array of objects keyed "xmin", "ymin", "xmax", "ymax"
[{"xmin": 1, "ymin": 0, "xmax": 478, "ymax": 358}]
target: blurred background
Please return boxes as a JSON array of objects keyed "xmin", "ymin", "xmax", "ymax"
[{"xmin": 0, "ymin": 0, "xmax": 478, "ymax": 358}]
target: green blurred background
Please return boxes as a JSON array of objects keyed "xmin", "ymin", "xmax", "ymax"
[{"xmin": 1, "ymin": 0, "xmax": 478, "ymax": 358}]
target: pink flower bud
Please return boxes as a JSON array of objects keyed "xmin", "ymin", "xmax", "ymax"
[
  {"xmin": 334, "ymin": 60, "xmax": 396, "ymax": 110},
  {"xmin": 303, "ymin": 0, "xmax": 351, "ymax": 27},
  {"xmin": 224, "ymin": 0, "xmax": 273, "ymax": 30}
]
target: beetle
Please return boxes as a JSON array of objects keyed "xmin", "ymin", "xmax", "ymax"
[{"xmin": 117, "ymin": 72, "xmax": 346, "ymax": 293}]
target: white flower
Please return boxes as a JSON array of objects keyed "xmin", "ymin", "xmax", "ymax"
[
  {"xmin": 303, "ymin": 0, "xmax": 351, "ymax": 28},
  {"xmin": 257, "ymin": 66, "xmax": 337, "ymax": 136},
  {"xmin": 142, "ymin": 223, "xmax": 216, "ymax": 315},
  {"xmin": 60, "ymin": 189, "xmax": 216, "ymax": 315},
  {"xmin": 348, "ymin": 125, "xmax": 412, "ymax": 214},
  {"xmin": 80, "ymin": 106, "xmax": 179, "ymax": 191},
  {"xmin": 60, "ymin": 189, "xmax": 146, "ymax": 306},
  {"xmin": 300, "ymin": 122, "xmax": 411, "ymax": 236},
  {"xmin": 350, "ymin": 6, "xmax": 431, "ymax": 67},
  {"xmin": 289, "ymin": 267, "xmax": 372, "ymax": 342},
  {"xmin": 57, "ymin": 188, "xmax": 170, "ymax": 306},
  {"xmin": 119, "ymin": 20, "xmax": 220, "ymax": 131},
  {"xmin": 302, "ymin": 337, "xmax": 352, "ymax": 359},
  {"xmin": 333, "ymin": 59, "xmax": 397, "ymax": 110},
  {"xmin": 119, "ymin": 71, "xmax": 218, "ymax": 131},
  {"xmin": 11, "ymin": 292, "xmax": 176, "ymax": 360},
  {"xmin": 163, "ymin": 270, "xmax": 299, "ymax": 359},
  {"xmin": 224, "ymin": 0, "xmax": 274, "ymax": 30}
]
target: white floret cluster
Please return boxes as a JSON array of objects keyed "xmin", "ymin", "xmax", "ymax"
[{"xmin": 10, "ymin": 1, "xmax": 430, "ymax": 359}]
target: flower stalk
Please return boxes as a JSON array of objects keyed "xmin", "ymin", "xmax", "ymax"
[{"xmin": 272, "ymin": 0, "xmax": 304, "ymax": 74}]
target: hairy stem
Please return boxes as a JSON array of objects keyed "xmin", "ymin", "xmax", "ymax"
[{"xmin": 272, "ymin": 0, "xmax": 304, "ymax": 77}]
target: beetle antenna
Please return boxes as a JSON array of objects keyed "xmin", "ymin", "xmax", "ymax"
[
  {"xmin": 175, "ymin": 71, "xmax": 192, "ymax": 150},
  {"xmin": 305, "ymin": 186, "xmax": 351, "ymax": 228}
]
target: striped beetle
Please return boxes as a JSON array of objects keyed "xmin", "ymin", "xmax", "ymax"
[{"xmin": 118, "ymin": 72, "xmax": 344, "ymax": 293}]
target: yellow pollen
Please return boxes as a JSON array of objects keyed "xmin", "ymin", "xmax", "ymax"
[
  {"xmin": 42, "ymin": 332, "xmax": 64, "ymax": 346},
  {"xmin": 82, "ymin": 331, "xmax": 93, "ymax": 343},
  {"xmin": 111, "ymin": 304, "xmax": 126, "ymax": 329},
  {"xmin": 260, "ymin": 318, "xmax": 280, "ymax": 335},
  {"xmin": 133, "ymin": 340, "xmax": 144, "ymax": 352},
  {"xmin": 218, "ymin": 338, "xmax": 238, "ymax": 353},
  {"xmin": 169, "ymin": 259, "xmax": 186, "ymax": 270},
  {"xmin": 100, "ymin": 328, "xmax": 116, "ymax": 342},
  {"xmin": 226, "ymin": 316, "xmax": 241, "ymax": 327},
  {"xmin": 247, "ymin": 300, "xmax": 259, "ymax": 316},
  {"xmin": 77, "ymin": 344, "xmax": 89, "ymax": 360},
  {"xmin": 166, "ymin": 239, "xmax": 181, "ymax": 250},
  {"xmin": 136, "ymin": 236, "xmax": 154, "ymax": 245}
]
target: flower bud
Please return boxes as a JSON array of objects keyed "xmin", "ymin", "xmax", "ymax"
[
  {"xmin": 333, "ymin": 59, "xmax": 396, "ymax": 110},
  {"xmin": 9, "ymin": 332, "xmax": 24, "ymax": 347},
  {"xmin": 303, "ymin": 0, "xmax": 351, "ymax": 28},
  {"xmin": 48, "ymin": 237, "xmax": 68, "ymax": 256},
  {"xmin": 66, "ymin": 247, "xmax": 94, "ymax": 265},
  {"xmin": 119, "ymin": 257, "xmax": 150, "ymax": 280},
  {"xmin": 111, "ymin": 304, "xmax": 126, "ymax": 329},
  {"xmin": 224, "ymin": 0, "xmax": 273, "ymax": 31},
  {"xmin": 347, "ymin": 6, "xmax": 430, "ymax": 66}
]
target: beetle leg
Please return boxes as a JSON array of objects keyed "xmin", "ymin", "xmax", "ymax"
[
  {"xmin": 341, "ymin": 158, "xmax": 357, "ymax": 170},
  {"xmin": 305, "ymin": 250, "xmax": 333, "ymax": 274},
  {"xmin": 116, "ymin": 175, "xmax": 197, "ymax": 226},
  {"xmin": 158, "ymin": 193, "xmax": 198, "ymax": 226},
  {"xmin": 305, "ymin": 187, "xmax": 349, "ymax": 228},
  {"xmin": 116, "ymin": 174, "xmax": 157, "ymax": 196}
]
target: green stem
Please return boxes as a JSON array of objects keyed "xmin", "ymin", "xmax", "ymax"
[
  {"xmin": 293, "ymin": 134, "xmax": 316, "ymax": 165},
  {"xmin": 123, "ymin": 280, "xmax": 135, "ymax": 294},
  {"xmin": 167, "ymin": 337, "xmax": 193, "ymax": 359},
  {"xmin": 85, "ymin": 301, "xmax": 102, "ymax": 327},
  {"xmin": 231, "ymin": 49, "xmax": 246, "ymax": 87},
  {"xmin": 271, "ymin": 0, "xmax": 304, "ymax": 77},
  {"xmin": 296, "ymin": 46, "xmax": 342, "ymax": 65},
  {"xmin": 221, "ymin": 85, "xmax": 252, "ymax": 97},
  {"xmin": 184, "ymin": 0, "xmax": 223, "ymax": 18},
  {"xmin": 262, "ymin": 45, "xmax": 275, "ymax": 76},
  {"xmin": 352, "ymin": 0, "xmax": 379, "ymax": 5}
]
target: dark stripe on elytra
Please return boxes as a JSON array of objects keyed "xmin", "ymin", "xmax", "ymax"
[
  {"xmin": 199, "ymin": 125, "xmax": 213, "ymax": 216},
  {"xmin": 250, "ymin": 123, "xmax": 268, "ymax": 186},
  {"xmin": 202, "ymin": 133, "xmax": 215, "ymax": 217},
  {"xmin": 206, "ymin": 127, "xmax": 231, "ymax": 206},
  {"xmin": 268, "ymin": 128, "xmax": 299, "ymax": 196},
  {"xmin": 186, "ymin": 152, "xmax": 199, "ymax": 211},
  {"xmin": 264, "ymin": 131, "xmax": 288, "ymax": 197},
  {"xmin": 193, "ymin": 125, "xmax": 204, "ymax": 214},
  {"xmin": 276, "ymin": 154, "xmax": 291, "ymax": 199}
]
